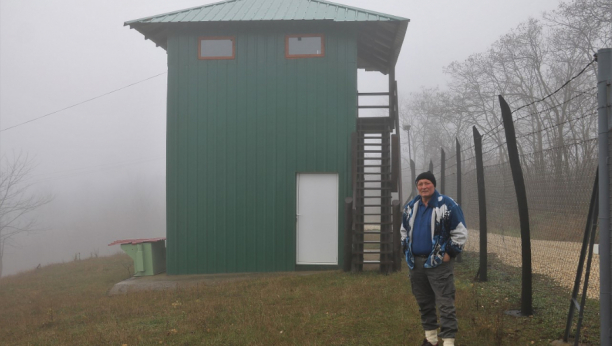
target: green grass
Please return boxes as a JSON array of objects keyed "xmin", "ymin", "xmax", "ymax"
[{"xmin": 0, "ymin": 252, "xmax": 600, "ymax": 345}]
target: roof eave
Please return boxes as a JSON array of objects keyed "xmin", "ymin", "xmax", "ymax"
[
  {"xmin": 390, "ymin": 19, "xmax": 409, "ymax": 68},
  {"xmin": 128, "ymin": 22, "xmax": 170, "ymax": 50},
  {"xmin": 125, "ymin": 18, "xmax": 410, "ymax": 62}
]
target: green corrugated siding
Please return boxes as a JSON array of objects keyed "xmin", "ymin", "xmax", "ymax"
[{"xmin": 166, "ymin": 23, "xmax": 357, "ymax": 274}]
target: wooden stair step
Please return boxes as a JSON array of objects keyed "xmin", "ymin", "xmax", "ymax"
[
  {"xmin": 356, "ymin": 180, "xmax": 392, "ymax": 183},
  {"xmin": 358, "ymin": 213, "xmax": 394, "ymax": 215},
  {"xmin": 353, "ymin": 240, "xmax": 394, "ymax": 244},
  {"xmin": 355, "ymin": 221, "xmax": 393, "ymax": 226},
  {"xmin": 353, "ymin": 231, "xmax": 394, "ymax": 235},
  {"xmin": 352, "ymin": 250, "xmax": 394, "ymax": 255},
  {"xmin": 353, "ymin": 260, "xmax": 395, "ymax": 265},
  {"xmin": 353, "ymin": 240, "xmax": 393, "ymax": 245},
  {"xmin": 355, "ymin": 189, "xmax": 392, "ymax": 191}
]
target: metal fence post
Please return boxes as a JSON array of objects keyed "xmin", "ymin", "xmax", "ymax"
[
  {"xmin": 440, "ymin": 148, "xmax": 446, "ymax": 195},
  {"xmin": 473, "ymin": 126, "xmax": 487, "ymax": 281},
  {"xmin": 564, "ymin": 169, "xmax": 599, "ymax": 343},
  {"xmin": 456, "ymin": 138, "xmax": 463, "ymax": 263},
  {"xmin": 410, "ymin": 159, "xmax": 416, "ymax": 200},
  {"xmin": 499, "ymin": 95, "xmax": 533, "ymax": 316},
  {"xmin": 456, "ymin": 139, "xmax": 462, "ymax": 205},
  {"xmin": 596, "ymin": 48, "xmax": 612, "ymax": 346},
  {"xmin": 429, "ymin": 160, "xmax": 433, "ymax": 174}
]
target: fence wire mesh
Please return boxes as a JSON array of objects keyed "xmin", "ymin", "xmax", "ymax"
[
  {"xmin": 444, "ymin": 152, "xmax": 458, "ymax": 201},
  {"xmin": 407, "ymin": 60, "xmax": 601, "ymax": 323},
  {"xmin": 454, "ymin": 137, "xmax": 599, "ymax": 299},
  {"xmin": 407, "ymin": 43, "xmax": 607, "ymax": 343}
]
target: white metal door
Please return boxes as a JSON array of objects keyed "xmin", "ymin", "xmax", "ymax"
[{"xmin": 296, "ymin": 173, "xmax": 338, "ymax": 265}]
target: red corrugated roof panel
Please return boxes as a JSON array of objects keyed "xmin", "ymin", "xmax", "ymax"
[{"xmin": 108, "ymin": 237, "xmax": 166, "ymax": 246}]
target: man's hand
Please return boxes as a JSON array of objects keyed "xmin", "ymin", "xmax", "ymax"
[{"xmin": 443, "ymin": 253, "xmax": 451, "ymax": 263}]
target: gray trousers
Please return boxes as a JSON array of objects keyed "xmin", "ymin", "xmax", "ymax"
[{"xmin": 409, "ymin": 256, "xmax": 458, "ymax": 339}]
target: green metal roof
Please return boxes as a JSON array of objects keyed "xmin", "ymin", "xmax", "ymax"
[
  {"xmin": 126, "ymin": 0, "xmax": 407, "ymax": 24},
  {"xmin": 125, "ymin": 0, "xmax": 409, "ymax": 73}
]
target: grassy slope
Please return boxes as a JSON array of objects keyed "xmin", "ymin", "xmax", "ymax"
[{"xmin": 0, "ymin": 252, "xmax": 600, "ymax": 345}]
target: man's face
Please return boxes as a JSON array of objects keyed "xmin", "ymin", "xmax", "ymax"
[{"xmin": 417, "ymin": 179, "xmax": 435, "ymax": 200}]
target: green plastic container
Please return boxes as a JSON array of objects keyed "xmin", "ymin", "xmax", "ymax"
[{"xmin": 120, "ymin": 240, "xmax": 166, "ymax": 276}]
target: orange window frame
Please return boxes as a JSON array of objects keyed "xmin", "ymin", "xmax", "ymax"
[
  {"xmin": 285, "ymin": 34, "xmax": 325, "ymax": 59},
  {"xmin": 198, "ymin": 36, "xmax": 236, "ymax": 60}
]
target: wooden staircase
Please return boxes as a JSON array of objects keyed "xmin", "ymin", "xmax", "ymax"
[
  {"xmin": 350, "ymin": 114, "xmax": 399, "ymax": 273},
  {"xmin": 345, "ymin": 83, "xmax": 402, "ymax": 274}
]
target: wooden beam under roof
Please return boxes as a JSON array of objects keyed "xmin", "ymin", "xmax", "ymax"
[
  {"xmin": 357, "ymin": 49, "xmax": 389, "ymax": 74},
  {"xmin": 358, "ymin": 40, "xmax": 391, "ymax": 64},
  {"xmin": 358, "ymin": 32, "xmax": 393, "ymax": 55},
  {"xmin": 142, "ymin": 25, "xmax": 169, "ymax": 48},
  {"xmin": 358, "ymin": 42, "xmax": 390, "ymax": 65},
  {"xmin": 358, "ymin": 25, "xmax": 394, "ymax": 49},
  {"xmin": 357, "ymin": 58, "xmax": 386, "ymax": 74},
  {"xmin": 376, "ymin": 21, "xmax": 398, "ymax": 35}
]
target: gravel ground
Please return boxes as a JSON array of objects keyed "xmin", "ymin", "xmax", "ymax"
[{"xmin": 464, "ymin": 230, "xmax": 600, "ymax": 300}]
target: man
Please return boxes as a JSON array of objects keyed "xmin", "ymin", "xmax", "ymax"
[{"xmin": 401, "ymin": 171, "xmax": 468, "ymax": 346}]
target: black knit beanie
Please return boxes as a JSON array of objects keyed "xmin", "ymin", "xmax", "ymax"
[{"xmin": 415, "ymin": 171, "xmax": 436, "ymax": 187}]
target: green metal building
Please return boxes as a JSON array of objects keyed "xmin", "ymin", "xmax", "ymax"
[{"xmin": 126, "ymin": 0, "xmax": 408, "ymax": 274}]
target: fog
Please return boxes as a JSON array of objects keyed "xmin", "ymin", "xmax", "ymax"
[{"xmin": 0, "ymin": 0, "xmax": 563, "ymax": 277}]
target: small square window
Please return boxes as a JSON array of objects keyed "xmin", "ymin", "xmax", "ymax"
[
  {"xmin": 198, "ymin": 36, "xmax": 235, "ymax": 60},
  {"xmin": 286, "ymin": 34, "xmax": 325, "ymax": 58}
]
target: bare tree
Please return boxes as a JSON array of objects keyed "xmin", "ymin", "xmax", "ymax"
[
  {"xmin": 0, "ymin": 153, "xmax": 53, "ymax": 277},
  {"xmin": 399, "ymin": 87, "xmax": 474, "ymax": 174},
  {"xmin": 404, "ymin": 0, "xmax": 608, "ymax": 172}
]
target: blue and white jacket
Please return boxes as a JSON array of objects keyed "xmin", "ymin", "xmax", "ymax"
[{"xmin": 401, "ymin": 190, "xmax": 468, "ymax": 269}]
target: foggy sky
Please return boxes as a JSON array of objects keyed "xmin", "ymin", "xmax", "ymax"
[{"xmin": 0, "ymin": 0, "xmax": 563, "ymax": 276}]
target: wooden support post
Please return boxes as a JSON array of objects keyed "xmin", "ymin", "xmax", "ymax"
[
  {"xmin": 391, "ymin": 135, "xmax": 399, "ymax": 193},
  {"xmin": 393, "ymin": 200, "xmax": 402, "ymax": 272},
  {"xmin": 440, "ymin": 148, "xmax": 446, "ymax": 195},
  {"xmin": 499, "ymin": 95, "xmax": 533, "ymax": 316},
  {"xmin": 343, "ymin": 197, "xmax": 354, "ymax": 272},
  {"xmin": 410, "ymin": 159, "xmax": 416, "ymax": 200},
  {"xmin": 351, "ymin": 132, "xmax": 362, "ymax": 273},
  {"xmin": 473, "ymin": 126, "xmax": 487, "ymax": 281},
  {"xmin": 456, "ymin": 138, "xmax": 463, "ymax": 263}
]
